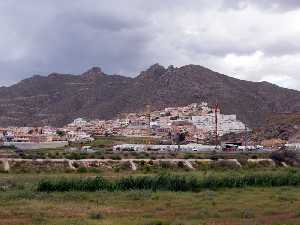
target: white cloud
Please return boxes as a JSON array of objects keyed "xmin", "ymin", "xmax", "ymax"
[
  {"xmin": 208, "ymin": 52, "xmax": 300, "ymax": 90},
  {"xmin": 142, "ymin": 3, "xmax": 300, "ymax": 90}
]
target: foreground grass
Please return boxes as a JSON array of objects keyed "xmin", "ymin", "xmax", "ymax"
[{"xmin": 1, "ymin": 170, "xmax": 300, "ymax": 225}]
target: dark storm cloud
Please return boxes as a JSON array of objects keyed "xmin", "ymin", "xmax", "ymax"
[
  {"xmin": 29, "ymin": 7, "xmax": 152, "ymax": 75},
  {"xmin": 0, "ymin": 0, "xmax": 155, "ymax": 84},
  {"xmin": 0, "ymin": 0, "xmax": 300, "ymax": 90}
]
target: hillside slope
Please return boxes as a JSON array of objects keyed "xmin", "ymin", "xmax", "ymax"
[
  {"xmin": 1, "ymin": 64, "xmax": 300, "ymax": 127},
  {"xmin": 255, "ymin": 113, "xmax": 300, "ymax": 141}
]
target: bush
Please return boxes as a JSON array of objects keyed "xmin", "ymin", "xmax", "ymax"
[
  {"xmin": 240, "ymin": 208, "xmax": 255, "ymax": 219},
  {"xmin": 251, "ymin": 155, "xmax": 258, "ymax": 159},
  {"xmin": 213, "ymin": 160, "xmax": 240, "ymax": 170},
  {"xmin": 88, "ymin": 167, "xmax": 103, "ymax": 173},
  {"xmin": 114, "ymin": 161, "xmax": 131, "ymax": 171},
  {"xmin": 89, "ymin": 211, "xmax": 104, "ymax": 220},
  {"xmin": 160, "ymin": 161, "xmax": 173, "ymax": 169},
  {"xmin": 110, "ymin": 155, "xmax": 122, "ymax": 160},
  {"xmin": 184, "ymin": 153, "xmax": 195, "ymax": 159},
  {"xmin": 126, "ymin": 190, "xmax": 152, "ymax": 200},
  {"xmin": 210, "ymin": 155, "xmax": 219, "ymax": 161},
  {"xmin": 141, "ymin": 221, "xmax": 170, "ymax": 225},
  {"xmin": 77, "ymin": 167, "xmax": 88, "ymax": 173},
  {"xmin": 177, "ymin": 161, "xmax": 185, "ymax": 168},
  {"xmin": 194, "ymin": 161, "xmax": 211, "ymax": 170}
]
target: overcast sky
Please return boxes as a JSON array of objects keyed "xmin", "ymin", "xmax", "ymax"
[{"xmin": 1, "ymin": 0, "xmax": 300, "ymax": 90}]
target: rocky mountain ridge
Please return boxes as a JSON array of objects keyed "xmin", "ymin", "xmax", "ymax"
[{"xmin": 1, "ymin": 64, "xmax": 300, "ymax": 127}]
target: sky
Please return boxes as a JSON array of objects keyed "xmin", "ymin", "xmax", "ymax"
[{"xmin": 1, "ymin": 0, "xmax": 300, "ymax": 90}]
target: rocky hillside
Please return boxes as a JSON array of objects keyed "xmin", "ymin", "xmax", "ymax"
[
  {"xmin": 221, "ymin": 113, "xmax": 300, "ymax": 144},
  {"xmin": 254, "ymin": 113, "xmax": 300, "ymax": 141},
  {"xmin": 1, "ymin": 64, "xmax": 300, "ymax": 127}
]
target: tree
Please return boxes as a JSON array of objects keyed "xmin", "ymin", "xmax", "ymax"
[
  {"xmin": 174, "ymin": 131, "xmax": 186, "ymax": 151},
  {"xmin": 56, "ymin": 130, "xmax": 66, "ymax": 137}
]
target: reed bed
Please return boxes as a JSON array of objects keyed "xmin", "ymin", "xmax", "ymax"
[{"xmin": 37, "ymin": 171, "xmax": 300, "ymax": 192}]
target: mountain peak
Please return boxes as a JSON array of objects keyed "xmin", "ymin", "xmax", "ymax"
[
  {"xmin": 82, "ymin": 67, "xmax": 103, "ymax": 76},
  {"xmin": 180, "ymin": 64, "xmax": 212, "ymax": 72},
  {"xmin": 147, "ymin": 63, "xmax": 165, "ymax": 71},
  {"xmin": 81, "ymin": 67, "xmax": 105, "ymax": 81},
  {"xmin": 137, "ymin": 63, "xmax": 166, "ymax": 80}
]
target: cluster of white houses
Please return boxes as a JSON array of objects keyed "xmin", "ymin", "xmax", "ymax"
[
  {"xmin": 66, "ymin": 102, "xmax": 247, "ymax": 141},
  {"xmin": 0, "ymin": 102, "xmax": 248, "ymax": 150}
]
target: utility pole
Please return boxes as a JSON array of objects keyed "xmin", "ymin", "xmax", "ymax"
[
  {"xmin": 146, "ymin": 105, "xmax": 151, "ymax": 135},
  {"xmin": 146, "ymin": 104, "xmax": 151, "ymax": 144},
  {"xmin": 214, "ymin": 103, "xmax": 219, "ymax": 148},
  {"xmin": 244, "ymin": 124, "xmax": 248, "ymax": 151}
]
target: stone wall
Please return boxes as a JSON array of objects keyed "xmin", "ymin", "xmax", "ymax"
[{"xmin": 0, "ymin": 158, "xmax": 281, "ymax": 172}]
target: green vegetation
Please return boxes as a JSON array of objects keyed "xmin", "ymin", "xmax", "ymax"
[
  {"xmin": 56, "ymin": 130, "xmax": 66, "ymax": 137},
  {"xmin": 89, "ymin": 136, "xmax": 160, "ymax": 148},
  {"xmin": 37, "ymin": 170, "xmax": 300, "ymax": 192},
  {"xmin": 2, "ymin": 169, "xmax": 300, "ymax": 225},
  {"xmin": 90, "ymin": 137, "xmax": 114, "ymax": 148}
]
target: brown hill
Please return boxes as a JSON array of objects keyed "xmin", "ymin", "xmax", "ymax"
[
  {"xmin": 255, "ymin": 113, "xmax": 300, "ymax": 141},
  {"xmin": 1, "ymin": 64, "xmax": 300, "ymax": 127},
  {"xmin": 221, "ymin": 113, "xmax": 300, "ymax": 144}
]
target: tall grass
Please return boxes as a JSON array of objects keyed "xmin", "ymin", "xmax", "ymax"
[
  {"xmin": 37, "ymin": 176, "xmax": 109, "ymax": 192},
  {"xmin": 37, "ymin": 171, "xmax": 300, "ymax": 192}
]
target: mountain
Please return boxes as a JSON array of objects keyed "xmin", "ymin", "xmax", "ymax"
[{"xmin": 1, "ymin": 64, "xmax": 300, "ymax": 128}]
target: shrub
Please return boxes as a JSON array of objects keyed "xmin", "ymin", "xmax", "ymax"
[
  {"xmin": 213, "ymin": 160, "xmax": 240, "ymax": 170},
  {"xmin": 160, "ymin": 161, "xmax": 173, "ymax": 169},
  {"xmin": 88, "ymin": 167, "xmax": 103, "ymax": 173},
  {"xmin": 118, "ymin": 161, "xmax": 132, "ymax": 170},
  {"xmin": 240, "ymin": 208, "xmax": 255, "ymax": 219},
  {"xmin": 194, "ymin": 161, "xmax": 211, "ymax": 170},
  {"xmin": 143, "ymin": 165, "xmax": 151, "ymax": 173},
  {"xmin": 184, "ymin": 153, "xmax": 195, "ymax": 159},
  {"xmin": 89, "ymin": 211, "xmax": 104, "ymax": 220},
  {"xmin": 177, "ymin": 161, "xmax": 185, "ymax": 168},
  {"xmin": 126, "ymin": 190, "xmax": 152, "ymax": 200},
  {"xmin": 141, "ymin": 221, "xmax": 170, "ymax": 225},
  {"xmin": 251, "ymin": 155, "xmax": 258, "ymax": 159},
  {"xmin": 210, "ymin": 155, "xmax": 219, "ymax": 161},
  {"xmin": 110, "ymin": 155, "xmax": 122, "ymax": 160},
  {"xmin": 77, "ymin": 167, "xmax": 88, "ymax": 173},
  {"xmin": 72, "ymin": 161, "xmax": 80, "ymax": 168}
]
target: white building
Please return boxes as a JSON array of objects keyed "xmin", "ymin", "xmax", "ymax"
[
  {"xmin": 191, "ymin": 113, "xmax": 246, "ymax": 136},
  {"xmin": 67, "ymin": 130, "xmax": 94, "ymax": 142},
  {"xmin": 72, "ymin": 118, "xmax": 88, "ymax": 127}
]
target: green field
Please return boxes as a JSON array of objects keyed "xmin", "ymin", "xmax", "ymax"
[{"xmin": 1, "ymin": 169, "xmax": 300, "ymax": 225}]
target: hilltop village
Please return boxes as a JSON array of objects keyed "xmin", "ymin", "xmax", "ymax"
[
  {"xmin": 67, "ymin": 102, "xmax": 246, "ymax": 140},
  {"xmin": 0, "ymin": 103, "xmax": 247, "ymax": 147}
]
